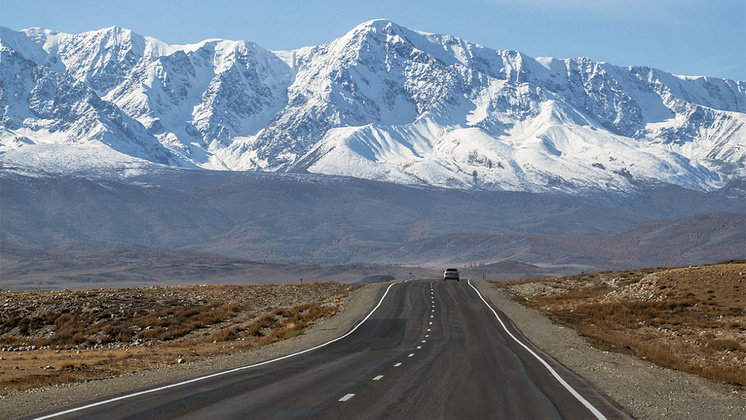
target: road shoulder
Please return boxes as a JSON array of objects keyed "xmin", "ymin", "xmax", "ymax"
[
  {"xmin": 471, "ymin": 280, "xmax": 746, "ymax": 419},
  {"xmin": 0, "ymin": 282, "xmax": 391, "ymax": 420}
]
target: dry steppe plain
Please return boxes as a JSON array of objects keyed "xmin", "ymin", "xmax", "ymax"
[
  {"xmin": 0, "ymin": 282, "xmax": 353, "ymax": 394},
  {"xmin": 0, "ymin": 262, "xmax": 744, "ymax": 419},
  {"xmin": 500, "ymin": 260, "xmax": 746, "ymax": 388}
]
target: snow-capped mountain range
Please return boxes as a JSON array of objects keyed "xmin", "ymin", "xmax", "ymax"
[{"xmin": 1, "ymin": 20, "xmax": 744, "ymax": 194}]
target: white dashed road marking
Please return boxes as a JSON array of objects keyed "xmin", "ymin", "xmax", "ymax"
[
  {"xmin": 339, "ymin": 393, "xmax": 355, "ymax": 402},
  {"xmin": 373, "ymin": 375, "xmax": 384, "ymax": 381},
  {"xmin": 394, "ymin": 362, "xmax": 402, "ymax": 367},
  {"xmin": 408, "ymin": 353, "xmax": 415, "ymax": 357}
]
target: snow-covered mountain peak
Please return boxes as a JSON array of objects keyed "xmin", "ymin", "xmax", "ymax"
[
  {"xmin": 0, "ymin": 21, "xmax": 744, "ymax": 195},
  {"xmin": 345, "ymin": 19, "xmax": 411, "ymax": 38},
  {"xmin": 337, "ymin": 18, "xmax": 499, "ymax": 71}
]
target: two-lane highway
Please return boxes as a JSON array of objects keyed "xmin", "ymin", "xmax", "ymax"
[{"xmin": 29, "ymin": 280, "xmax": 630, "ymax": 419}]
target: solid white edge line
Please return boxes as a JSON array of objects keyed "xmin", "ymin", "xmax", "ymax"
[
  {"xmin": 35, "ymin": 281, "xmax": 402, "ymax": 420},
  {"xmin": 467, "ymin": 279, "xmax": 607, "ymax": 420}
]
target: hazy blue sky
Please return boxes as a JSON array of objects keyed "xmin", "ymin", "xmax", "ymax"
[{"xmin": 1, "ymin": 0, "xmax": 744, "ymax": 80}]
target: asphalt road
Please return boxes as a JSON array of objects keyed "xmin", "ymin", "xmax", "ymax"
[{"xmin": 29, "ymin": 280, "xmax": 631, "ymax": 420}]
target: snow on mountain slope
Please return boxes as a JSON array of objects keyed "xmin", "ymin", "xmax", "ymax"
[
  {"xmin": 0, "ymin": 25, "xmax": 294, "ymax": 171},
  {"xmin": 0, "ymin": 27, "xmax": 176, "ymax": 167},
  {"xmin": 252, "ymin": 20, "xmax": 743, "ymax": 193},
  {"xmin": 0, "ymin": 20, "xmax": 744, "ymax": 194},
  {"xmin": 103, "ymin": 36, "xmax": 294, "ymax": 168}
]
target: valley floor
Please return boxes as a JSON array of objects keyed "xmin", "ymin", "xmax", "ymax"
[{"xmin": 1, "ymin": 266, "xmax": 744, "ymax": 419}]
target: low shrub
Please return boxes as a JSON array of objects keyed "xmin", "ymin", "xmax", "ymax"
[
  {"xmin": 209, "ymin": 327, "xmax": 242, "ymax": 342},
  {"xmin": 705, "ymin": 338, "xmax": 743, "ymax": 352}
]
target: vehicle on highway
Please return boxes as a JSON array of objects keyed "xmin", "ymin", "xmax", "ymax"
[{"xmin": 443, "ymin": 268, "xmax": 460, "ymax": 281}]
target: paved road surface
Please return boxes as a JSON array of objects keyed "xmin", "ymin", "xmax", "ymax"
[{"xmin": 29, "ymin": 280, "xmax": 630, "ymax": 419}]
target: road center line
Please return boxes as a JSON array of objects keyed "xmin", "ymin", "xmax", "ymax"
[{"xmin": 339, "ymin": 393, "xmax": 355, "ymax": 402}]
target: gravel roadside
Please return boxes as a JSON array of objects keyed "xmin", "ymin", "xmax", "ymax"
[
  {"xmin": 0, "ymin": 282, "xmax": 391, "ymax": 420},
  {"xmin": 3, "ymin": 280, "xmax": 744, "ymax": 419},
  {"xmin": 471, "ymin": 280, "xmax": 746, "ymax": 419}
]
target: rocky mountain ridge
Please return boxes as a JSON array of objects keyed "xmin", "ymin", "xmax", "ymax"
[{"xmin": 1, "ymin": 20, "xmax": 744, "ymax": 194}]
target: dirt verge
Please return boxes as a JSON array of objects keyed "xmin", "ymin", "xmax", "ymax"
[
  {"xmin": 473, "ymin": 261, "xmax": 745, "ymax": 419},
  {"xmin": 0, "ymin": 282, "xmax": 389, "ymax": 419}
]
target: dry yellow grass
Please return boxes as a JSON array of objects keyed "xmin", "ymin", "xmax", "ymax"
[
  {"xmin": 499, "ymin": 261, "xmax": 746, "ymax": 388},
  {"xmin": 0, "ymin": 282, "xmax": 352, "ymax": 394}
]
